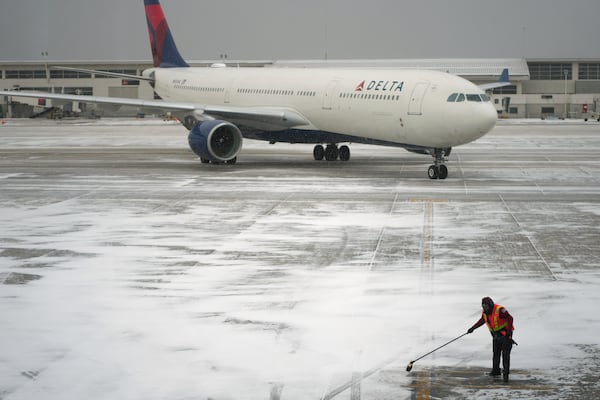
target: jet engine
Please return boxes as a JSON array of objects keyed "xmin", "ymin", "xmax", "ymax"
[{"xmin": 187, "ymin": 120, "xmax": 243, "ymax": 163}]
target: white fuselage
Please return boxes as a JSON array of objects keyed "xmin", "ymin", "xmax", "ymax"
[{"xmin": 151, "ymin": 67, "xmax": 498, "ymax": 148}]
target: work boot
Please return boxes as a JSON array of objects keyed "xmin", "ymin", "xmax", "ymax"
[
  {"xmin": 488, "ymin": 369, "xmax": 501, "ymax": 376},
  {"xmin": 503, "ymin": 371, "xmax": 509, "ymax": 383}
]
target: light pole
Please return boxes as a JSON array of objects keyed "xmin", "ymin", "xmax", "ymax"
[
  {"xmin": 564, "ymin": 69, "xmax": 568, "ymax": 119},
  {"xmin": 42, "ymin": 51, "xmax": 49, "ymax": 82}
]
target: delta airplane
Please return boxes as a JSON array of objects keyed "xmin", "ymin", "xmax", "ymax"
[{"xmin": 1, "ymin": 0, "xmax": 509, "ymax": 180}]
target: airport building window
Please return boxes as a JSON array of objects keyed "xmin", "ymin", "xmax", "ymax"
[
  {"xmin": 62, "ymin": 87, "xmax": 93, "ymax": 96},
  {"xmin": 528, "ymin": 63, "xmax": 572, "ymax": 80},
  {"xmin": 541, "ymin": 107, "xmax": 555, "ymax": 115},
  {"xmin": 578, "ymin": 63, "xmax": 600, "ymax": 80},
  {"xmin": 5, "ymin": 70, "xmax": 47, "ymax": 79},
  {"xmin": 50, "ymin": 70, "xmax": 92, "ymax": 79},
  {"xmin": 492, "ymin": 85, "xmax": 517, "ymax": 95},
  {"xmin": 66, "ymin": 70, "xmax": 89, "ymax": 79},
  {"xmin": 19, "ymin": 87, "xmax": 52, "ymax": 92}
]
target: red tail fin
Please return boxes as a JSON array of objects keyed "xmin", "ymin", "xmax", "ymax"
[{"xmin": 144, "ymin": 0, "xmax": 188, "ymax": 68}]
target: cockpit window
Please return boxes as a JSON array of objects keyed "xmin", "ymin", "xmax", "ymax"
[
  {"xmin": 448, "ymin": 93, "xmax": 491, "ymax": 103},
  {"xmin": 447, "ymin": 93, "xmax": 458, "ymax": 102}
]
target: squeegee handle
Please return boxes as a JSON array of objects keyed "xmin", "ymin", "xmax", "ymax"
[{"xmin": 412, "ymin": 332, "xmax": 469, "ymax": 363}]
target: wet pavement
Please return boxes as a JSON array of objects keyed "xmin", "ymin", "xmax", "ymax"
[{"xmin": 1, "ymin": 119, "xmax": 599, "ymax": 399}]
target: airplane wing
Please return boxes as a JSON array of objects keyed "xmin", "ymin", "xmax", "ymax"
[
  {"xmin": 52, "ymin": 66, "xmax": 154, "ymax": 81},
  {"xmin": 0, "ymin": 90, "xmax": 310, "ymax": 130},
  {"xmin": 478, "ymin": 68, "xmax": 511, "ymax": 91}
]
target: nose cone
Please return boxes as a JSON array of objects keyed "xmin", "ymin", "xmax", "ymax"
[
  {"xmin": 458, "ymin": 100, "xmax": 498, "ymax": 145},
  {"xmin": 479, "ymin": 101, "xmax": 498, "ymax": 134},
  {"xmin": 440, "ymin": 99, "xmax": 498, "ymax": 147}
]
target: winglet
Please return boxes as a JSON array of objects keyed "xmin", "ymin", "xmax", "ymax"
[
  {"xmin": 144, "ymin": 0, "xmax": 189, "ymax": 68},
  {"xmin": 478, "ymin": 68, "xmax": 511, "ymax": 91}
]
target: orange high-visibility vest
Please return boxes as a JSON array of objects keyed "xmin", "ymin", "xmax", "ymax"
[{"xmin": 483, "ymin": 304, "xmax": 509, "ymax": 333}]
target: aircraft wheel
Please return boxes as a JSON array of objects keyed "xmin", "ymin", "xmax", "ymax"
[
  {"xmin": 200, "ymin": 157, "xmax": 210, "ymax": 164},
  {"xmin": 438, "ymin": 165, "xmax": 448, "ymax": 179},
  {"xmin": 428, "ymin": 165, "xmax": 439, "ymax": 179},
  {"xmin": 313, "ymin": 145, "xmax": 325, "ymax": 160},
  {"xmin": 226, "ymin": 157, "xmax": 237, "ymax": 165},
  {"xmin": 325, "ymin": 144, "xmax": 339, "ymax": 161},
  {"xmin": 339, "ymin": 145, "xmax": 350, "ymax": 161}
]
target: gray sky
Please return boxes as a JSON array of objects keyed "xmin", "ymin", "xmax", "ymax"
[{"xmin": 1, "ymin": 0, "xmax": 600, "ymax": 62}]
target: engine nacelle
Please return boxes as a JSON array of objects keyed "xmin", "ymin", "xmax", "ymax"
[{"xmin": 187, "ymin": 120, "xmax": 243, "ymax": 163}]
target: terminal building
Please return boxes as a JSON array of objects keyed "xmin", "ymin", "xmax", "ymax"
[{"xmin": 1, "ymin": 58, "xmax": 600, "ymax": 120}]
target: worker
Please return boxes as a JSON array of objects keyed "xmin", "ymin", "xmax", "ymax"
[{"xmin": 467, "ymin": 296, "xmax": 514, "ymax": 382}]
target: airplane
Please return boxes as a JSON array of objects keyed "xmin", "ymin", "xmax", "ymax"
[{"xmin": 0, "ymin": 0, "xmax": 509, "ymax": 180}]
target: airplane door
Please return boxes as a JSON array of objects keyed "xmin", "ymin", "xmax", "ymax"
[
  {"xmin": 408, "ymin": 82, "xmax": 430, "ymax": 115},
  {"xmin": 322, "ymin": 80, "xmax": 340, "ymax": 110},
  {"xmin": 224, "ymin": 78, "xmax": 237, "ymax": 104}
]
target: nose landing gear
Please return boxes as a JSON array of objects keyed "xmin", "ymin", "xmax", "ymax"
[
  {"xmin": 428, "ymin": 164, "xmax": 448, "ymax": 179},
  {"xmin": 428, "ymin": 148, "xmax": 450, "ymax": 180}
]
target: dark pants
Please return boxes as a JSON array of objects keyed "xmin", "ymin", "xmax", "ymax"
[{"xmin": 492, "ymin": 335, "xmax": 513, "ymax": 375}]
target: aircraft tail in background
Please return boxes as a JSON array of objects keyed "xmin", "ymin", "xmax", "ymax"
[{"xmin": 144, "ymin": 0, "xmax": 189, "ymax": 68}]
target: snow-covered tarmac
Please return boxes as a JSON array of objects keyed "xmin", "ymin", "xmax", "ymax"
[{"xmin": 1, "ymin": 119, "xmax": 599, "ymax": 399}]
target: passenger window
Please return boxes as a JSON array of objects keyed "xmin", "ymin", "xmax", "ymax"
[
  {"xmin": 466, "ymin": 94, "xmax": 482, "ymax": 102},
  {"xmin": 456, "ymin": 93, "xmax": 465, "ymax": 102},
  {"xmin": 447, "ymin": 93, "xmax": 458, "ymax": 102}
]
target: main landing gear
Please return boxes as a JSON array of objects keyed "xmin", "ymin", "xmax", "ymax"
[
  {"xmin": 313, "ymin": 144, "xmax": 350, "ymax": 161},
  {"xmin": 428, "ymin": 148, "xmax": 451, "ymax": 180}
]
